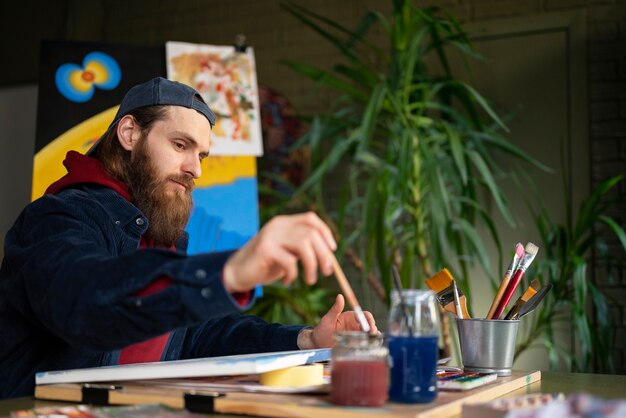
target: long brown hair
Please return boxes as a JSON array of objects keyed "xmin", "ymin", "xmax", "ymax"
[{"xmin": 90, "ymin": 106, "xmax": 169, "ymax": 185}]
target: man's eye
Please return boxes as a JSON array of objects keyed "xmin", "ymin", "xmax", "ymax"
[{"xmin": 174, "ymin": 142, "xmax": 185, "ymax": 150}]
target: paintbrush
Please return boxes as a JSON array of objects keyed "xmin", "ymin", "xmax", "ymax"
[
  {"xmin": 503, "ymin": 279, "xmax": 540, "ymax": 320},
  {"xmin": 491, "ymin": 242, "xmax": 539, "ymax": 320},
  {"xmin": 517, "ymin": 283, "xmax": 552, "ymax": 319},
  {"xmin": 486, "ymin": 243, "xmax": 525, "ymax": 319},
  {"xmin": 453, "ymin": 281, "xmax": 463, "ymax": 320},
  {"xmin": 425, "ymin": 268, "xmax": 471, "ymax": 319},
  {"xmin": 391, "ymin": 265, "xmax": 414, "ymax": 336},
  {"xmin": 330, "ymin": 255, "xmax": 371, "ymax": 333}
]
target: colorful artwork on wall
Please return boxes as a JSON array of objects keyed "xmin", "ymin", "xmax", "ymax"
[{"xmin": 166, "ymin": 41, "xmax": 264, "ymax": 156}]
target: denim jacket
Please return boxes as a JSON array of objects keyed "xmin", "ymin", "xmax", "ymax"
[{"xmin": 0, "ymin": 184, "xmax": 303, "ymax": 398}]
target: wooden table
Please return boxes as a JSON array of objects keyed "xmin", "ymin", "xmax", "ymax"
[{"xmin": 1, "ymin": 371, "xmax": 625, "ymax": 417}]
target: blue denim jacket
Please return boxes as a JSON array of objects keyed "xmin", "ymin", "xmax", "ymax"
[{"xmin": 0, "ymin": 184, "xmax": 303, "ymax": 398}]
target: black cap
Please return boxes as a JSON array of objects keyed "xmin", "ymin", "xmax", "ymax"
[{"xmin": 87, "ymin": 77, "xmax": 215, "ymax": 154}]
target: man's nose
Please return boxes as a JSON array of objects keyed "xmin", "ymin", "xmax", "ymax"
[{"xmin": 182, "ymin": 155, "xmax": 202, "ymax": 179}]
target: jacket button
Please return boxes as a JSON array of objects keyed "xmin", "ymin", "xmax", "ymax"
[
  {"xmin": 115, "ymin": 220, "xmax": 121, "ymax": 226},
  {"xmin": 195, "ymin": 269, "xmax": 207, "ymax": 279},
  {"xmin": 135, "ymin": 218, "xmax": 145, "ymax": 226},
  {"xmin": 201, "ymin": 287, "xmax": 212, "ymax": 298}
]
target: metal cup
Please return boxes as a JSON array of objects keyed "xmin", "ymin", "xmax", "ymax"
[{"xmin": 456, "ymin": 318, "xmax": 519, "ymax": 377}]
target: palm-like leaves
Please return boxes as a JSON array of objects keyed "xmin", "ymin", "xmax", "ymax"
[
  {"xmin": 248, "ymin": 281, "xmax": 334, "ymax": 325},
  {"xmin": 517, "ymin": 175, "xmax": 625, "ymax": 372},
  {"xmin": 280, "ymin": 1, "xmax": 543, "ymax": 301}
]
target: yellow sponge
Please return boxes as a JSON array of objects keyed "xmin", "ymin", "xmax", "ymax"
[{"xmin": 259, "ymin": 363, "xmax": 324, "ymax": 387}]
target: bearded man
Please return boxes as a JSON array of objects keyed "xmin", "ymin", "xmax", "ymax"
[{"xmin": 0, "ymin": 77, "xmax": 376, "ymax": 399}]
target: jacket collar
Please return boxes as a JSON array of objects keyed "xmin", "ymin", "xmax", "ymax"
[{"xmin": 80, "ymin": 185, "xmax": 189, "ymax": 252}]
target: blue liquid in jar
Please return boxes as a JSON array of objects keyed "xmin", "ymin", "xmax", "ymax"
[{"xmin": 388, "ymin": 335, "xmax": 438, "ymax": 403}]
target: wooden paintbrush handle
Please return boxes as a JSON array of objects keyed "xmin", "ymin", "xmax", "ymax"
[
  {"xmin": 486, "ymin": 273, "xmax": 511, "ymax": 319},
  {"xmin": 493, "ymin": 269, "xmax": 524, "ymax": 320},
  {"xmin": 503, "ymin": 298, "xmax": 523, "ymax": 320},
  {"xmin": 442, "ymin": 302, "xmax": 459, "ymax": 317},
  {"xmin": 444, "ymin": 297, "xmax": 471, "ymax": 318},
  {"xmin": 459, "ymin": 296, "xmax": 471, "ymax": 319},
  {"xmin": 330, "ymin": 256, "xmax": 371, "ymax": 333},
  {"xmin": 330, "ymin": 256, "xmax": 359, "ymax": 309}
]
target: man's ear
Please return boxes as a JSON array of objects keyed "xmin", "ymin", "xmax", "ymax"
[{"xmin": 116, "ymin": 115, "xmax": 142, "ymax": 151}]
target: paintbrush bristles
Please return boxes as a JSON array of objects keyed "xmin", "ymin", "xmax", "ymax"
[
  {"xmin": 425, "ymin": 268, "xmax": 453, "ymax": 292},
  {"xmin": 524, "ymin": 242, "xmax": 538, "ymax": 257},
  {"xmin": 426, "ymin": 269, "xmax": 471, "ymax": 319},
  {"xmin": 516, "ymin": 242, "xmax": 539, "ymax": 274},
  {"xmin": 525, "ymin": 280, "xmax": 541, "ymax": 298},
  {"xmin": 512, "ymin": 243, "xmax": 525, "ymax": 270},
  {"xmin": 520, "ymin": 284, "xmax": 538, "ymax": 302}
]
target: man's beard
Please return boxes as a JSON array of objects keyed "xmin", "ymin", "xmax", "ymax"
[{"xmin": 126, "ymin": 143, "xmax": 194, "ymax": 246}]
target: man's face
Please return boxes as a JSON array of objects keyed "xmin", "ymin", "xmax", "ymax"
[{"xmin": 127, "ymin": 106, "xmax": 212, "ymax": 246}]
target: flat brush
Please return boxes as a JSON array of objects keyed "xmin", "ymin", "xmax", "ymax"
[
  {"xmin": 492, "ymin": 242, "xmax": 539, "ymax": 320},
  {"xmin": 425, "ymin": 268, "xmax": 471, "ymax": 319},
  {"xmin": 486, "ymin": 243, "xmax": 525, "ymax": 319},
  {"xmin": 517, "ymin": 283, "xmax": 552, "ymax": 318},
  {"xmin": 503, "ymin": 279, "xmax": 540, "ymax": 320}
]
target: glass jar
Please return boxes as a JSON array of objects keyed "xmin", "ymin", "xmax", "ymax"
[
  {"xmin": 330, "ymin": 331, "xmax": 389, "ymax": 407},
  {"xmin": 387, "ymin": 289, "xmax": 440, "ymax": 403}
]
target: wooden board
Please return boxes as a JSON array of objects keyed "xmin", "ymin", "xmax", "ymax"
[{"xmin": 35, "ymin": 370, "xmax": 541, "ymax": 418}]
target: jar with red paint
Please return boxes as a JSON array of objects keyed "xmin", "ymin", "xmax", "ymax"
[{"xmin": 330, "ymin": 331, "xmax": 389, "ymax": 407}]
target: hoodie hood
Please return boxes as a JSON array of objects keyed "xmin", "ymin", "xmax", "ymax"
[{"xmin": 45, "ymin": 151, "xmax": 132, "ymax": 202}]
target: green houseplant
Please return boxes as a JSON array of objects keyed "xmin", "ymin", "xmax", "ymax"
[
  {"xmin": 516, "ymin": 174, "xmax": 626, "ymax": 373},
  {"xmin": 274, "ymin": 1, "xmax": 543, "ymax": 302},
  {"xmin": 252, "ymin": 1, "xmax": 544, "ymax": 353}
]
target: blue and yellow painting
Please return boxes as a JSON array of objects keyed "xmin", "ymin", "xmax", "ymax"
[
  {"xmin": 55, "ymin": 51, "xmax": 122, "ymax": 102},
  {"xmin": 187, "ymin": 157, "xmax": 259, "ymax": 254}
]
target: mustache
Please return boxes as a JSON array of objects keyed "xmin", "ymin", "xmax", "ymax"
[{"xmin": 168, "ymin": 174, "xmax": 195, "ymax": 192}]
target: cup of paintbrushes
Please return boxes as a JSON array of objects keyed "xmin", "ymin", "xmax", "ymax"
[{"xmin": 456, "ymin": 318, "xmax": 519, "ymax": 377}]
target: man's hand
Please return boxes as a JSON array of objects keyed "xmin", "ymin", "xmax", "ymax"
[
  {"xmin": 222, "ymin": 212, "xmax": 337, "ymax": 293},
  {"xmin": 297, "ymin": 294, "xmax": 378, "ymax": 349}
]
